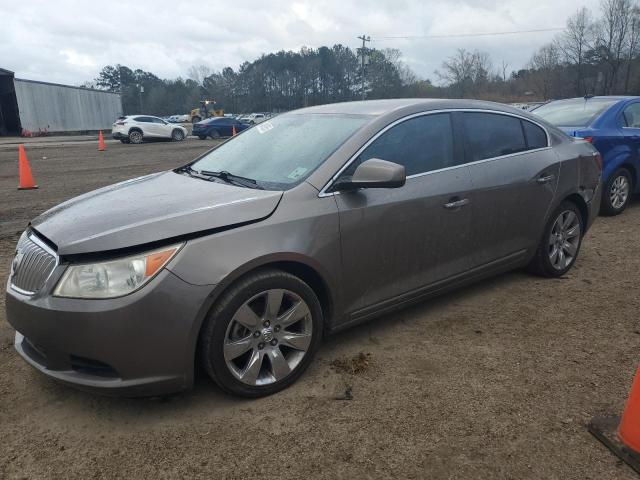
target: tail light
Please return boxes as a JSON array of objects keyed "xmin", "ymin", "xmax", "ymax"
[
  {"xmin": 582, "ymin": 136, "xmax": 593, "ymax": 143},
  {"xmin": 115, "ymin": 121, "xmax": 126, "ymax": 126}
]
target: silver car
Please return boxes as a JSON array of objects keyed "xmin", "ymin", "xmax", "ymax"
[{"xmin": 6, "ymin": 99, "xmax": 601, "ymax": 397}]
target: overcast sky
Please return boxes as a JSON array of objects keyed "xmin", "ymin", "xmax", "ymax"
[{"xmin": 0, "ymin": 0, "xmax": 602, "ymax": 86}]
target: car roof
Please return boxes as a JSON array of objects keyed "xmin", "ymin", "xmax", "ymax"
[
  {"xmin": 290, "ymin": 98, "xmax": 533, "ymax": 117},
  {"xmin": 545, "ymin": 96, "xmax": 639, "ymax": 103}
]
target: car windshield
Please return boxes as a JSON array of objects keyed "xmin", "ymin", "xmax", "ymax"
[
  {"xmin": 190, "ymin": 113, "xmax": 370, "ymax": 190},
  {"xmin": 533, "ymin": 98, "xmax": 619, "ymax": 127}
]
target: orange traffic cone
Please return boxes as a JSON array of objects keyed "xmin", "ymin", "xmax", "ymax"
[
  {"xmin": 232, "ymin": 125, "xmax": 237, "ymax": 136},
  {"xmin": 589, "ymin": 367, "xmax": 640, "ymax": 473},
  {"xmin": 17, "ymin": 145, "xmax": 38, "ymax": 190},
  {"xmin": 98, "ymin": 130, "xmax": 106, "ymax": 151}
]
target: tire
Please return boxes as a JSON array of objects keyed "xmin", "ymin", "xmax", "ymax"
[
  {"xmin": 120, "ymin": 138, "xmax": 130, "ymax": 144},
  {"xmin": 198, "ymin": 135, "xmax": 207, "ymax": 140},
  {"xmin": 171, "ymin": 129, "xmax": 185, "ymax": 141},
  {"xmin": 209, "ymin": 129, "xmax": 221, "ymax": 140},
  {"xmin": 601, "ymin": 167, "xmax": 632, "ymax": 216},
  {"xmin": 527, "ymin": 200, "xmax": 584, "ymax": 277},
  {"xmin": 199, "ymin": 269, "xmax": 323, "ymax": 398},
  {"xmin": 128, "ymin": 130, "xmax": 143, "ymax": 144}
]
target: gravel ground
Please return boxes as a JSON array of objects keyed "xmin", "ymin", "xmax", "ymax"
[{"xmin": 1, "ymin": 139, "xmax": 639, "ymax": 479}]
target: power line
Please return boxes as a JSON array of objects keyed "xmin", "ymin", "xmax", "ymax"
[{"xmin": 375, "ymin": 27, "xmax": 564, "ymax": 40}]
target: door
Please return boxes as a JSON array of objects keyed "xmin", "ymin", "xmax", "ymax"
[
  {"xmin": 150, "ymin": 117, "xmax": 171, "ymax": 137},
  {"xmin": 461, "ymin": 112, "xmax": 560, "ymax": 266},
  {"xmin": 620, "ymin": 102, "xmax": 640, "ymax": 188},
  {"xmin": 333, "ymin": 113, "xmax": 475, "ymax": 315}
]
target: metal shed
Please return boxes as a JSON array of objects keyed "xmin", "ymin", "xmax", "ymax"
[{"xmin": 0, "ymin": 68, "xmax": 122, "ymax": 136}]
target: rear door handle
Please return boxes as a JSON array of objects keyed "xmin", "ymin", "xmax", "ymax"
[
  {"xmin": 443, "ymin": 198, "xmax": 470, "ymax": 209},
  {"xmin": 536, "ymin": 174, "xmax": 556, "ymax": 184}
]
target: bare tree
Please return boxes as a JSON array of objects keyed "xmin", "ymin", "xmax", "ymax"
[
  {"xmin": 501, "ymin": 60, "xmax": 510, "ymax": 82},
  {"xmin": 188, "ymin": 65, "xmax": 213, "ymax": 86},
  {"xmin": 557, "ymin": 7, "xmax": 595, "ymax": 94},
  {"xmin": 528, "ymin": 43, "xmax": 561, "ymax": 99},
  {"xmin": 624, "ymin": 6, "xmax": 640, "ymax": 92},
  {"xmin": 596, "ymin": 0, "xmax": 635, "ymax": 93},
  {"xmin": 435, "ymin": 49, "xmax": 493, "ymax": 97}
]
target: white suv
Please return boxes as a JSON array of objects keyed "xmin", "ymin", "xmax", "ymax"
[{"xmin": 112, "ymin": 116, "xmax": 188, "ymax": 144}]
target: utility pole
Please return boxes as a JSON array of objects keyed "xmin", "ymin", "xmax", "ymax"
[{"xmin": 357, "ymin": 34, "xmax": 371, "ymax": 100}]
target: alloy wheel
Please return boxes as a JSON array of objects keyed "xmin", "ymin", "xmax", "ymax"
[
  {"xmin": 223, "ymin": 289, "xmax": 313, "ymax": 386},
  {"xmin": 129, "ymin": 131, "xmax": 142, "ymax": 144},
  {"xmin": 610, "ymin": 175, "xmax": 630, "ymax": 210},
  {"xmin": 548, "ymin": 210, "xmax": 581, "ymax": 270}
]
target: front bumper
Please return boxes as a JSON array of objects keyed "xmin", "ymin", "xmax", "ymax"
[{"xmin": 6, "ymin": 269, "xmax": 213, "ymax": 397}]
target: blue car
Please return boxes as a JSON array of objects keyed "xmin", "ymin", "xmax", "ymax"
[
  {"xmin": 192, "ymin": 117, "xmax": 250, "ymax": 140},
  {"xmin": 534, "ymin": 96, "xmax": 640, "ymax": 215}
]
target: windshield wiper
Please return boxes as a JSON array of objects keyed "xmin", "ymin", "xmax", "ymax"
[
  {"xmin": 199, "ymin": 170, "xmax": 262, "ymax": 189},
  {"xmin": 175, "ymin": 164, "xmax": 205, "ymax": 178}
]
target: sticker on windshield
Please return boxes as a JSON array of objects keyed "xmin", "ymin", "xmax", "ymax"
[
  {"xmin": 287, "ymin": 167, "xmax": 308, "ymax": 180},
  {"xmin": 256, "ymin": 121, "xmax": 274, "ymax": 134}
]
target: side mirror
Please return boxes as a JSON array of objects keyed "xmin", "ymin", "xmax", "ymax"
[{"xmin": 332, "ymin": 158, "xmax": 406, "ymax": 192}]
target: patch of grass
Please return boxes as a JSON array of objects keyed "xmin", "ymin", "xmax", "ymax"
[{"xmin": 330, "ymin": 352, "xmax": 372, "ymax": 375}]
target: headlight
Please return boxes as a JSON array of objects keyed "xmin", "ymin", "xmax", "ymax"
[{"xmin": 53, "ymin": 244, "xmax": 183, "ymax": 299}]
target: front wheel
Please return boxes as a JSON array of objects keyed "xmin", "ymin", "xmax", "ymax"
[
  {"xmin": 527, "ymin": 201, "xmax": 583, "ymax": 277},
  {"xmin": 199, "ymin": 269, "xmax": 323, "ymax": 397},
  {"xmin": 601, "ymin": 167, "xmax": 632, "ymax": 216},
  {"xmin": 197, "ymin": 135, "xmax": 207, "ymax": 140}
]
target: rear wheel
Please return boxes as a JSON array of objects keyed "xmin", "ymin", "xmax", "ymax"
[
  {"xmin": 171, "ymin": 129, "xmax": 185, "ymax": 141},
  {"xmin": 528, "ymin": 201, "xmax": 583, "ymax": 277},
  {"xmin": 601, "ymin": 167, "xmax": 632, "ymax": 216},
  {"xmin": 119, "ymin": 138, "xmax": 130, "ymax": 144},
  {"xmin": 198, "ymin": 135, "xmax": 207, "ymax": 140},
  {"xmin": 128, "ymin": 130, "xmax": 143, "ymax": 144},
  {"xmin": 199, "ymin": 269, "xmax": 323, "ymax": 397}
]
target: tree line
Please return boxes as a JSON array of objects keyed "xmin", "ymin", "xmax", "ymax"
[{"xmin": 88, "ymin": 0, "xmax": 640, "ymax": 116}]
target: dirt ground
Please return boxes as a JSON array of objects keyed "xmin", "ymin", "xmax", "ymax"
[{"xmin": 1, "ymin": 139, "xmax": 640, "ymax": 479}]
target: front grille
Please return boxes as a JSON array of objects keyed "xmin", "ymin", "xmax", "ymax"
[{"xmin": 10, "ymin": 232, "xmax": 57, "ymax": 295}]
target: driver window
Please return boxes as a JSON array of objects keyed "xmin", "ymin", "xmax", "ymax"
[{"xmin": 340, "ymin": 113, "xmax": 454, "ymax": 180}]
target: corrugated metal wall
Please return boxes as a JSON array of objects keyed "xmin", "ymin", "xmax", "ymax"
[{"xmin": 14, "ymin": 79, "xmax": 122, "ymax": 132}]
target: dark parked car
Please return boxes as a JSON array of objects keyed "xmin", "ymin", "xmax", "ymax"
[
  {"xmin": 6, "ymin": 99, "xmax": 601, "ymax": 398},
  {"xmin": 192, "ymin": 117, "xmax": 250, "ymax": 140},
  {"xmin": 533, "ymin": 96, "xmax": 640, "ymax": 215}
]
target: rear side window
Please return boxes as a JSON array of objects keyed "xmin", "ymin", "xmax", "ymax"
[
  {"xmin": 342, "ymin": 113, "xmax": 455, "ymax": 177},
  {"xmin": 522, "ymin": 120, "xmax": 548, "ymax": 149},
  {"xmin": 133, "ymin": 116, "xmax": 151, "ymax": 122},
  {"xmin": 463, "ymin": 113, "xmax": 527, "ymax": 161},
  {"xmin": 623, "ymin": 103, "xmax": 640, "ymax": 128}
]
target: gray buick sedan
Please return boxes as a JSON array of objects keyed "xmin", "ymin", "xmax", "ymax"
[{"xmin": 6, "ymin": 99, "xmax": 601, "ymax": 397}]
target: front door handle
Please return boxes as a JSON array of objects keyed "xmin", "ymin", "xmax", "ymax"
[
  {"xmin": 536, "ymin": 174, "xmax": 556, "ymax": 184},
  {"xmin": 443, "ymin": 197, "xmax": 470, "ymax": 209}
]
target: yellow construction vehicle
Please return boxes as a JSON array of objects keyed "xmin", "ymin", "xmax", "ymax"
[{"xmin": 190, "ymin": 100, "xmax": 224, "ymax": 123}]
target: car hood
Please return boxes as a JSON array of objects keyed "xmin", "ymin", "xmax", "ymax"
[{"xmin": 31, "ymin": 171, "xmax": 283, "ymax": 255}]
